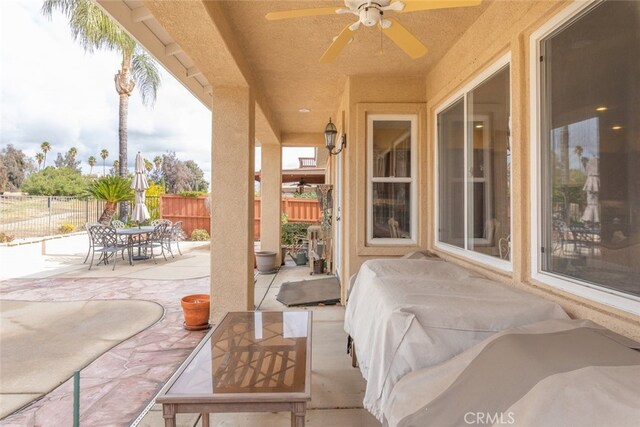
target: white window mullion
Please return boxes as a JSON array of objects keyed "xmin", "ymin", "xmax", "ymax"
[{"xmin": 463, "ymin": 94, "xmax": 469, "ymax": 251}]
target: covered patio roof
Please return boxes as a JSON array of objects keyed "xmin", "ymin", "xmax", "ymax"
[{"xmin": 96, "ymin": 0, "xmax": 491, "ymax": 142}]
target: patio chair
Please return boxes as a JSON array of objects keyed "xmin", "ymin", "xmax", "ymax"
[
  {"xmin": 151, "ymin": 219, "xmax": 172, "ymax": 227},
  {"xmin": 144, "ymin": 222, "xmax": 169, "ymax": 263},
  {"xmin": 83, "ymin": 221, "xmax": 101, "ymax": 264},
  {"xmin": 110, "ymin": 219, "xmax": 129, "ymax": 253},
  {"xmin": 88, "ymin": 225, "xmax": 127, "ymax": 270},
  {"xmin": 164, "ymin": 220, "xmax": 184, "ymax": 257},
  {"xmin": 111, "ymin": 219, "xmax": 126, "ymax": 229}
]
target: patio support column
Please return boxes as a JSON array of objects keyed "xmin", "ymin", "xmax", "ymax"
[
  {"xmin": 210, "ymin": 86, "xmax": 255, "ymax": 322},
  {"xmin": 260, "ymin": 144, "xmax": 282, "ymax": 264}
]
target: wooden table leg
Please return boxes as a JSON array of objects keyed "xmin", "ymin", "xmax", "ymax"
[
  {"xmin": 291, "ymin": 402, "xmax": 306, "ymax": 427},
  {"xmin": 162, "ymin": 404, "xmax": 176, "ymax": 427},
  {"xmin": 201, "ymin": 413, "xmax": 210, "ymax": 427}
]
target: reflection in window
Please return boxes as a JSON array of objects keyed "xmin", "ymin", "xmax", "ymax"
[
  {"xmin": 368, "ymin": 117, "xmax": 415, "ymax": 242},
  {"xmin": 437, "ymin": 65, "xmax": 511, "ymax": 260},
  {"xmin": 541, "ymin": 0, "xmax": 640, "ymax": 297}
]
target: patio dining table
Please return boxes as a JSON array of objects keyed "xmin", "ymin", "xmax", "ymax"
[{"xmin": 115, "ymin": 226, "xmax": 155, "ymax": 263}]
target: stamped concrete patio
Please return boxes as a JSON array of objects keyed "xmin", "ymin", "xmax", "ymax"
[{"xmin": 0, "ymin": 235, "xmax": 379, "ymax": 426}]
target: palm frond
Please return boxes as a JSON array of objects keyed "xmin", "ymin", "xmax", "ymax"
[
  {"xmin": 131, "ymin": 49, "xmax": 161, "ymax": 106},
  {"xmin": 86, "ymin": 175, "xmax": 134, "ymax": 203},
  {"xmin": 42, "ymin": 0, "xmax": 135, "ymax": 55}
]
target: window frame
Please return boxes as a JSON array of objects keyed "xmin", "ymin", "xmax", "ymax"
[
  {"xmin": 366, "ymin": 113, "xmax": 418, "ymax": 245},
  {"xmin": 529, "ymin": 0, "xmax": 640, "ymax": 315},
  {"xmin": 434, "ymin": 53, "xmax": 513, "ymax": 272}
]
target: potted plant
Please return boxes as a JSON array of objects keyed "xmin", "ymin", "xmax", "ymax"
[{"xmin": 180, "ymin": 294, "xmax": 210, "ymax": 330}]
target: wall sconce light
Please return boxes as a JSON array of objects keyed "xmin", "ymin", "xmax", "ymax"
[{"xmin": 324, "ymin": 118, "xmax": 346, "ymax": 156}]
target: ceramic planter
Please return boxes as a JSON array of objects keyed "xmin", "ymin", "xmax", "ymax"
[
  {"xmin": 255, "ymin": 251, "xmax": 277, "ymax": 273},
  {"xmin": 180, "ymin": 294, "xmax": 210, "ymax": 330}
]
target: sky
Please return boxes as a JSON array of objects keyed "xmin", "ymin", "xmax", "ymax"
[{"xmin": 0, "ymin": 0, "xmax": 313, "ymax": 180}]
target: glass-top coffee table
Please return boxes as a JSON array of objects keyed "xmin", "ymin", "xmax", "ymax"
[{"xmin": 156, "ymin": 311, "xmax": 312, "ymax": 426}]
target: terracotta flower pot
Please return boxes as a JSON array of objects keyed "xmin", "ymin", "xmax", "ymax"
[{"xmin": 181, "ymin": 294, "xmax": 210, "ymax": 330}]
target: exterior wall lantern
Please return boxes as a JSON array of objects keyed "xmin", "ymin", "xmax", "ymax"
[{"xmin": 324, "ymin": 118, "xmax": 346, "ymax": 156}]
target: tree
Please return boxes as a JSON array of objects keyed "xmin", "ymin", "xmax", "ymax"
[
  {"xmin": 100, "ymin": 148, "xmax": 109, "ymax": 175},
  {"xmin": 0, "ymin": 145, "xmax": 34, "ymax": 192},
  {"xmin": 112, "ymin": 160, "xmax": 120, "ymax": 176},
  {"xmin": 35, "ymin": 152, "xmax": 45, "ymax": 170},
  {"xmin": 86, "ymin": 175, "xmax": 134, "ymax": 224},
  {"xmin": 40, "ymin": 141, "xmax": 51, "ymax": 168},
  {"xmin": 153, "ymin": 155, "xmax": 162, "ymax": 170},
  {"xmin": 54, "ymin": 150, "xmax": 81, "ymax": 171},
  {"xmin": 184, "ymin": 160, "xmax": 208, "ymax": 192},
  {"xmin": 144, "ymin": 158, "xmax": 153, "ymax": 173},
  {"xmin": 43, "ymin": 0, "xmax": 161, "ymax": 220},
  {"xmin": 161, "ymin": 152, "xmax": 208, "ymax": 193},
  {"xmin": 22, "ymin": 167, "xmax": 90, "ymax": 196},
  {"xmin": 88, "ymin": 155, "xmax": 97, "ymax": 174}
]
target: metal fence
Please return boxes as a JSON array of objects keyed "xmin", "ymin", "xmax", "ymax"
[{"xmin": 0, "ymin": 195, "xmax": 160, "ymax": 240}]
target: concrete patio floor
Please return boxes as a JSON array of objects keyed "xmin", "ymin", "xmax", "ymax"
[{"xmin": 0, "ymin": 235, "xmax": 380, "ymax": 426}]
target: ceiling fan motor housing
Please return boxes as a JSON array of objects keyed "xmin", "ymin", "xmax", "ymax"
[{"xmin": 360, "ymin": 6, "xmax": 382, "ymax": 27}]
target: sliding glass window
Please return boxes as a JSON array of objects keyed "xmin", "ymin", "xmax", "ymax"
[
  {"xmin": 540, "ymin": 0, "xmax": 640, "ymax": 297},
  {"xmin": 437, "ymin": 64, "xmax": 511, "ymax": 261}
]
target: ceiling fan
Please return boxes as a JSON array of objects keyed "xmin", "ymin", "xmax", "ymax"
[{"xmin": 266, "ymin": 0, "xmax": 482, "ymax": 63}]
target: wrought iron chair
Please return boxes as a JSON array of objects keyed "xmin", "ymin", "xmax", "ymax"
[
  {"xmin": 83, "ymin": 221, "xmax": 101, "ymax": 264},
  {"xmin": 144, "ymin": 222, "xmax": 169, "ymax": 263},
  {"xmin": 110, "ymin": 219, "xmax": 129, "ymax": 253},
  {"xmin": 164, "ymin": 220, "xmax": 184, "ymax": 257},
  {"xmin": 88, "ymin": 225, "xmax": 127, "ymax": 270},
  {"xmin": 111, "ymin": 219, "xmax": 126, "ymax": 229},
  {"xmin": 151, "ymin": 219, "xmax": 172, "ymax": 227}
]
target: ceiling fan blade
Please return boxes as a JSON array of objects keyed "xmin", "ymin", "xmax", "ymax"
[
  {"xmin": 266, "ymin": 7, "xmax": 342, "ymax": 21},
  {"xmin": 320, "ymin": 24, "xmax": 360, "ymax": 63},
  {"xmin": 399, "ymin": 0, "xmax": 482, "ymax": 13},
  {"xmin": 381, "ymin": 18, "xmax": 428, "ymax": 59}
]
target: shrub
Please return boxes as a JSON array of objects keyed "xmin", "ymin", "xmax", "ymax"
[
  {"xmin": 179, "ymin": 191, "xmax": 207, "ymax": 198},
  {"xmin": 22, "ymin": 167, "xmax": 91, "ymax": 196},
  {"xmin": 0, "ymin": 232, "xmax": 15, "ymax": 243},
  {"xmin": 58, "ymin": 223, "xmax": 75, "ymax": 234},
  {"xmin": 281, "ymin": 222, "xmax": 313, "ymax": 245},
  {"xmin": 190, "ymin": 228, "xmax": 210, "ymax": 241}
]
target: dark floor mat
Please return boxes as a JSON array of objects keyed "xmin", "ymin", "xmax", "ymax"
[{"xmin": 276, "ymin": 277, "xmax": 341, "ymax": 307}]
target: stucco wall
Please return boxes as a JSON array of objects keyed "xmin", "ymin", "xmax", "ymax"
[
  {"xmin": 422, "ymin": 0, "xmax": 640, "ymax": 340},
  {"xmin": 332, "ymin": 0, "xmax": 639, "ymax": 340},
  {"xmin": 336, "ymin": 76, "xmax": 428, "ymax": 302}
]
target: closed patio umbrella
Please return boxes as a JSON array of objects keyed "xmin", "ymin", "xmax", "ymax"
[
  {"xmin": 581, "ymin": 155, "xmax": 600, "ymax": 224},
  {"xmin": 131, "ymin": 152, "xmax": 150, "ymax": 225}
]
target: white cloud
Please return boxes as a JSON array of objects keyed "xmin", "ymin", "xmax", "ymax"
[
  {"xmin": 0, "ymin": 0, "xmax": 315, "ymax": 182},
  {"xmin": 0, "ymin": 0, "xmax": 211, "ymax": 177}
]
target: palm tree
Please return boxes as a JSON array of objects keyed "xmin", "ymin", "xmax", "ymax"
[
  {"xmin": 43, "ymin": 0, "xmax": 160, "ymax": 219},
  {"xmin": 68, "ymin": 146, "xmax": 78, "ymax": 160},
  {"xmin": 35, "ymin": 152, "xmax": 45, "ymax": 170},
  {"xmin": 100, "ymin": 149, "xmax": 109, "ymax": 175},
  {"xmin": 144, "ymin": 158, "xmax": 153, "ymax": 173},
  {"xmin": 88, "ymin": 155, "xmax": 97, "ymax": 174},
  {"xmin": 153, "ymin": 155, "xmax": 162, "ymax": 171},
  {"xmin": 41, "ymin": 141, "xmax": 51, "ymax": 168},
  {"xmin": 113, "ymin": 160, "xmax": 119, "ymax": 175},
  {"xmin": 86, "ymin": 175, "xmax": 134, "ymax": 224}
]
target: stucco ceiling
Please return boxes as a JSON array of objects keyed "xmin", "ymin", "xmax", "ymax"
[
  {"xmin": 106, "ymin": 0, "xmax": 492, "ymax": 140},
  {"xmin": 219, "ymin": 0, "xmax": 491, "ymax": 134}
]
